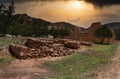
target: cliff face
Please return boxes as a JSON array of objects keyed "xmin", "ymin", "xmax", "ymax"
[
  {"xmin": 79, "ymin": 22, "xmax": 102, "ymax": 42},
  {"xmin": 64, "ymin": 22, "xmax": 116, "ymax": 43}
]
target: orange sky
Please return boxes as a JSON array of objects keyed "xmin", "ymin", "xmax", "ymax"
[{"xmin": 15, "ymin": 0, "xmax": 120, "ymax": 27}]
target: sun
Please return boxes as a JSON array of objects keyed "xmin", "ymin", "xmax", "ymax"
[
  {"xmin": 68, "ymin": 1, "xmax": 85, "ymax": 9},
  {"xmin": 74, "ymin": 1, "xmax": 81, "ymax": 7},
  {"xmin": 65, "ymin": 0, "xmax": 92, "ymax": 12}
]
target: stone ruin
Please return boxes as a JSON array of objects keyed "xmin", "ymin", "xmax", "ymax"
[{"xmin": 9, "ymin": 38, "xmax": 80, "ymax": 59}]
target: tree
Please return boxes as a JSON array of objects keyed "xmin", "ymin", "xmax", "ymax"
[
  {"xmin": 50, "ymin": 27, "xmax": 71, "ymax": 38},
  {"xmin": 0, "ymin": 1, "xmax": 15, "ymax": 17},
  {"xmin": 60, "ymin": 27, "xmax": 71, "ymax": 38},
  {"xmin": 0, "ymin": 1, "xmax": 15, "ymax": 34},
  {"xmin": 0, "ymin": 3, "xmax": 5, "ymax": 15},
  {"xmin": 94, "ymin": 25, "xmax": 112, "ymax": 44},
  {"xmin": 50, "ymin": 27, "xmax": 59, "ymax": 38},
  {"xmin": 7, "ymin": 1, "xmax": 15, "ymax": 17}
]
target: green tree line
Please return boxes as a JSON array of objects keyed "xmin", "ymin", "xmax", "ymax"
[{"xmin": 0, "ymin": 1, "xmax": 71, "ymax": 37}]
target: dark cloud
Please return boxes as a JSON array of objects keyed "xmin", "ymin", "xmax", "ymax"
[
  {"xmin": 14, "ymin": 0, "xmax": 43, "ymax": 2},
  {"xmin": 1, "ymin": 0, "xmax": 120, "ymax": 8},
  {"xmin": 0, "ymin": 0, "xmax": 10, "ymax": 2},
  {"xmin": 0, "ymin": 0, "xmax": 59, "ymax": 3},
  {"xmin": 0, "ymin": 0, "xmax": 44, "ymax": 3},
  {"xmin": 85, "ymin": 0, "xmax": 120, "ymax": 8}
]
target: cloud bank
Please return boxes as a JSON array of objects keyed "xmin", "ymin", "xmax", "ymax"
[
  {"xmin": 85, "ymin": 0, "xmax": 120, "ymax": 7},
  {"xmin": 1, "ymin": 0, "xmax": 120, "ymax": 8}
]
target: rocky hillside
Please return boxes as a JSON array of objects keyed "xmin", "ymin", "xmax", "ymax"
[
  {"xmin": 13, "ymin": 14, "xmax": 52, "ymax": 27},
  {"xmin": 13, "ymin": 14, "xmax": 77, "ymax": 31},
  {"xmin": 0, "ymin": 12, "xmax": 78, "ymax": 37},
  {"xmin": 53, "ymin": 22, "xmax": 76, "ymax": 31}
]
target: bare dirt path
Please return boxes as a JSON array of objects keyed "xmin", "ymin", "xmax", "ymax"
[
  {"xmin": 0, "ymin": 57, "xmax": 63, "ymax": 79},
  {"xmin": 94, "ymin": 46, "xmax": 120, "ymax": 79}
]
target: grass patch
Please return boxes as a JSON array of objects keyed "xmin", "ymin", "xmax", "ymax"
[
  {"xmin": 0, "ymin": 49, "xmax": 15, "ymax": 63},
  {"xmin": 92, "ymin": 44, "xmax": 118, "ymax": 58},
  {"xmin": 0, "ymin": 37, "xmax": 25, "ymax": 63},
  {"xmin": 0, "ymin": 37, "xmax": 26, "ymax": 48},
  {"xmin": 44, "ymin": 43, "xmax": 118, "ymax": 79},
  {"xmin": 0, "ymin": 56, "xmax": 15, "ymax": 63}
]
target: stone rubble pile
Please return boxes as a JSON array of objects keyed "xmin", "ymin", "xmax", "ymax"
[{"xmin": 9, "ymin": 38, "xmax": 80, "ymax": 59}]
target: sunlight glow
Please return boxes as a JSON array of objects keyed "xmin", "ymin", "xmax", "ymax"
[
  {"xmin": 16, "ymin": 0, "xmax": 95, "ymax": 27},
  {"xmin": 74, "ymin": 1, "xmax": 81, "ymax": 7},
  {"xmin": 68, "ymin": 1, "xmax": 88, "ymax": 9}
]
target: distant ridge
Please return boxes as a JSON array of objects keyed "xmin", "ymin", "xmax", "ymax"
[
  {"xmin": 104, "ymin": 22, "xmax": 120, "ymax": 40},
  {"xmin": 104, "ymin": 22, "xmax": 120, "ymax": 29},
  {"xmin": 53, "ymin": 22, "xmax": 77, "ymax": 31},
  {"xmin": 13, "ymin": 14, "xmax": 52, "ymax": 26},
  {"xmin": 13, "ymin": 14, "xmax": 78, "ymax": 29},
  {"xmin": 0, "ymin": 13, "xmax": 78, "ymax": 36}
]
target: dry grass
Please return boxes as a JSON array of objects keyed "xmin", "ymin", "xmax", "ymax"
[{"xmin": 0, "ymin": 48, "xmax": 15, "ymax": 63}]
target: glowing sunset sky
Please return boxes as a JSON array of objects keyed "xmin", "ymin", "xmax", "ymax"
[{"xmin": 14, "ymin": 0, "xmax": 120, "ymax": 27}]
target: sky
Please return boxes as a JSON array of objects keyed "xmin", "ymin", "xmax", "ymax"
[{"xmin": 1, "ymin": 0, "xmax": 120, "ymax": 27}]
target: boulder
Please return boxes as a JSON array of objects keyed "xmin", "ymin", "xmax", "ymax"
[
  {"xmin": 64, "ymin": 41, "xmax": 80, "ymax": 49},
  {"xmin": 80, "ymin": 41, "xmax": 92, "ymax": 46},
  {"xmin": 9, "ymin": 44, "xmax": 29, "ymax": 58}
]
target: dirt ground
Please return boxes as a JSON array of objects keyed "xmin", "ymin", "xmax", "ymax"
[
  {"xmin": 0, "ymin": 48, "xmax": 65, "ymax": 79},
  {"xmin": 0, "ymin": 46, "xmax": 94, "ymax": 79},
  {"xmin": 0, "ymin": 57, "xmax": 64, "ymax": 79},
  {"xmin": 1, "ymin": 45, "xmax": 120, "ymax": 79},
  {"xmin": 94, "ymin": 46, "xmax": 120, "ymax": 79},
  {"xmin": 0, "ymin": 45, "xmax": 75, "ymax": 79}
]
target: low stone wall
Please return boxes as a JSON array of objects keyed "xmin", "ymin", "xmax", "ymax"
[{"xmin": 9, "ymin": 38, "xmax": 80, "ymax": 59}]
